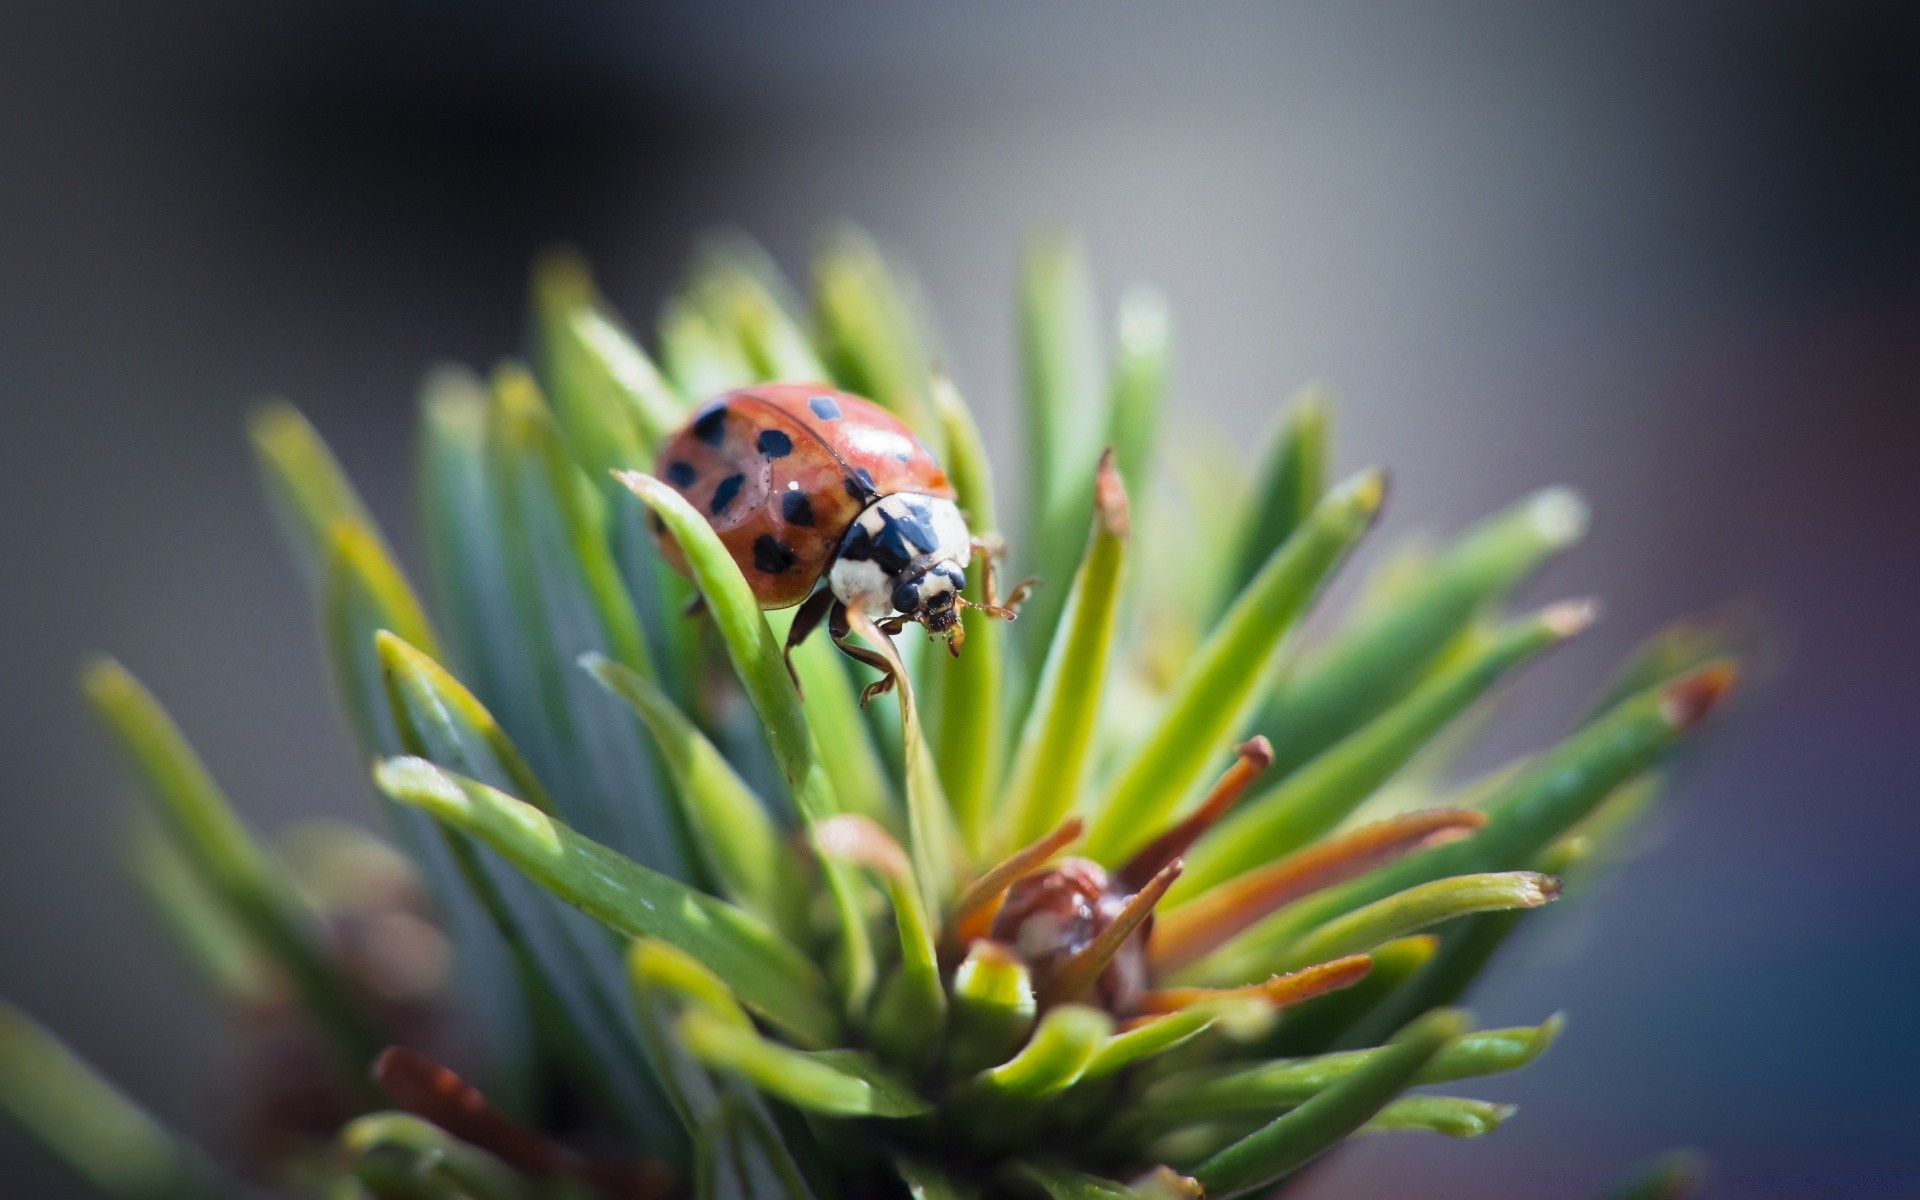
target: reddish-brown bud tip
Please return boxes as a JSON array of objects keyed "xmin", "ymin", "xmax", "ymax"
[
  {"xmin": 1237, "ymin": 735, "xmax": 1274, "ymax": 771},
  {"xmin": 1094, "ymin": 447, "xmax": 1132, "ymax": 537},
  {"xmin": 1661, "ymin": 661, "xmax": 1738, "ymax": 730},
  {"xmin": 1542, "ymin": 598, "xmax": 1601, "ymax": 638},
  {"xmin": 371, "ymin": 1045, "xmax": 402, "ymax": 1083},
  {"xmin": 1526, "ymin": 873, "xmax": 1566, "ymax": 904}
]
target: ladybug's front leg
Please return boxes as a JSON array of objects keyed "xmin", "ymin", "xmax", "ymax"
[
  {"xmin": 967, "ymin": 534, "xmax": 1037, "ymax": 618},
  {"xmin": 829, "ymin": 600, "xmax": 900, "ymax": 705}
]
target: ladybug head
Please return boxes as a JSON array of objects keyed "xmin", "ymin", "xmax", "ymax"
[{"xmin": 891, "ymin": 560, "xmax": 966, "ymax": 634}]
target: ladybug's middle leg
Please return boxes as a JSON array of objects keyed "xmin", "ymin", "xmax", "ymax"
[{"xmin": 781, "ymin": 587, "xmax": 838, "ymax": 692}]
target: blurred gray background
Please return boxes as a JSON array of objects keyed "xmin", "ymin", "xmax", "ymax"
[{"xmin": 3, "ymin": 2, "xmax": 1917, "ymax": 1196}]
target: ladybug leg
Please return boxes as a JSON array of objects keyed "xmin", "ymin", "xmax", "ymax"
[
  {"xmin": 830, "ymin": 602, "xmax": 900, "ymax": 706},
  {"xmin": 781, "ymin": 587, "xmax": 837, "ymax": 693},
  {"xmin": 682, "ymin": 592, "xmax": 709, "ymax": 620},
  {"xmin": 966, "ymin": 534, "xmax": 1037, "ymax": 620}
]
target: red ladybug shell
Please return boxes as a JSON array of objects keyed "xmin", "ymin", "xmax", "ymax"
[{"xmin": 654, "ymin": 383, "xmax": 954, "ymax": 609}]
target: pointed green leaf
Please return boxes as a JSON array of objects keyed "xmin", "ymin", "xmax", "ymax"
[
  {"xmin": 1143, "ymin": 1017, "xmax": 1561, "ymax": 1119},
  {"xmin": 374, "ymin": 757, "xmax": 838, "ymax": 1048},
  {"xmin": 627, "ymin": 939, "xmax": 831, "ymax": 1200},
  {"xmin": 1362, "ymin": 1096, "xmax": 1515, "ymax": 1138},
  {"xmin": 1259, "ymin": 935, "xmax": 1437, "ymax": 1056},
  {"xmin": 1239, "ymin": 664, "xmax": 1733, "ymax": 959},
  {"xmin": 812, "ymin": 225, "xmax": 945, "ymax": 454},
  {"xmin": 618, "ymin": 470, "xmax": 877, "ymax": 1010},
  {"xmin": 1084, "ymin": 471, "xmax": 1385, "ymax": 865},
  {"xmin": 628, "ymin": 938, "xmax": 753, "ymax": 1026},
  {"xmin": 320, "ymin": 518, "xmax": 441, "ymax": 754},
  {"xmin": 626, "ymin": 939, "xmax": 755, "ymax": 1133},
  {"xmin": 1077, "ymin": 1007, "xmax": 1222, "ymax": 1083},
  {"xmin": 378, "ymin": 630, "xmax": 679, "ymax": 1141},
  {"xmin": 532, "ymin": 249, "xmax": 684, "ymax": 471},
  {"xmin": 417, "ymin": 387, "xmax": 686, "ymax": 1128},
  {"xmin": 126, "ymin": 823, "xmax": 270, "ymax": 1005},
  {"xmin": 972, "ymin": 1005, "xmax": 1113, "ymax": 1098},
  {"xmin": 82, "ymin": 660, "xmax": 384, "ymax": 1069},
  {"xmin": 1000, "ymin": 452, "xmax": 1130, "ymax": 851},
  {"xmin": 612, "ymin": 473, "xmax": 815, "ymax": 802},
  {"xmin": 1255, "ymin": 487, "xmax": 1589, "ymax": 776},
  {"xmin": 843, "ymin": 606, "xmax": 963, "ymax": 913},
  {"xmin": 487, "ymin": 367, "xmax": 682, "ymax": 868},
  {"xmin": 678, "ymin": 1010, "xmax": 932, "ymax": 1118},
  {"xmin": 1173, "ymin": 601, "xmax": 1592, "ymax": 901},
  {"xmin": 422, "ymin": 372, "xmax": 696, "ymax": 884},
  {"xmin": 1585, "ymin": 608, "xmax": 1757, "ymax": 722},
  {"xmin": 813, "ymin": 816, "xmax": 946, "ymax": 1064},
  {"xmin": 1198, "ymin": 872, "xmax": 1560, "ymax": 986},
  {"xmin": 0, "ymin": 1001, "xmax": 232, "ymax": 1200},
  {"xmin": 1339, "ymin": 844, "xmax": 1592, "ymax": 1051},
  {"xmin": 1018, "ymin": 232, "xmax": 1107, "ymax": 666},
  {"xmin": 1191, "ymin": 1008, "xmax": 1465, "ymax": 1197},
  {"xmin": 585, "ymin": 654, "xmax": 794, "ymax": 924},
  {"xmin": 1217, "ymin": 387, "xmax": 1328, "ymax": 622},
  {"xmin": 661, "ymin": 297, "xmax": 756, "ymax": 399},
  {"xmin": 377, "ymin": 630, "xmax": 551, "ymax": 811},
  {"xmin": 1105, "ymin": 288, "xmax": 1170, "ymax": 535},
  {"xmin": 687, "ymin": 235, "xmax": 827, "ymax": 382},
  {"xmin": 416, "ymin": 370, "xmax": 521, "ymax": 705},
  {"xmin": 247, "ymin": 400, "xmax": 386, "ymax": 590},
  {"xmin": 929, "ymin": 380, "xmax": 1005, "ymax": 851},
  {"xmin": 260, "ymin": 406, "xmax": 532, "ymax": 1101},
  {"xmin": 1423, "ymin": 1013, "xmax": 1565, "ymax": 1080},
  {"xmin": 946, "ymin": 943, "xmax": 1038, "ymax": 1079},
  {"xmin": 339, "ymin": 1114, "xmax": 531, "ymax": 1200}
]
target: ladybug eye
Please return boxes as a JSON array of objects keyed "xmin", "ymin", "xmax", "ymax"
[{"xmin": 891, "ymin": 579, "xmax": 922, "ymax": 615}]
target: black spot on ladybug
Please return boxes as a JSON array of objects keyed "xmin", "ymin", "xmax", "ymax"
[
  {"xmin": 756, "ymin": 429, "xmax": 793, "ymax": 458},
  {"xmin": 665, "ymin": 461, "xmax": 697, "ymax": 487},
  {"xmin": 710, "ymin": 473, "xmax": 745, "ymax": 516},
  {"xmin": 843, "ymin": 467, "xmax": 877, "ymax": 501},
  {"xmin": 692, "ymin": 403, "xmax": 728, "ymax": 446},
  {"xmin": 752, "ymin": 535, "xmax": 797, "ymax": 574},
  {"xmin": 781, "ymin": 491, "xmax": 815, "ymax": 526},
  {"xmin": 809, "ymin": 395, "xmax": 842, "ymax": 420},
  {"xmin": 893, "ymin": 450, "xmax": 913, "ymax": 464}
]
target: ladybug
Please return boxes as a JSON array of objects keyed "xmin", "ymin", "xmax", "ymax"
[{"xmin": 652, "ymin": 383, "xmax": 1029, "ymax": 697}]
